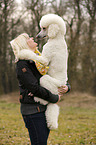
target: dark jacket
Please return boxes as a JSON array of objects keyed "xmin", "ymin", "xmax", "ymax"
[
  {"xmin": 16, "ymin": 60, "xmax": 60, "ymax": 115},
  {"xmin": 16, "ymin": 60, "xmax": 71, "ymax": 115}
]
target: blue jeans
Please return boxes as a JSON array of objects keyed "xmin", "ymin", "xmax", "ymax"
[{"xmin": 22, "ymin": 112, "xmax": 50, "ymax": 145}]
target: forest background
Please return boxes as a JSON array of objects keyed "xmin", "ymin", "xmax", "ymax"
[{"xmin": 0, "ymin": 0, "xmax": 96, "ymax": 95}]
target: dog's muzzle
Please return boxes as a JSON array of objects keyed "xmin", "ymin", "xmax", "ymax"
[{"xmin": 36, "ymin": 29, "xmax": 48, "ymax": 39}]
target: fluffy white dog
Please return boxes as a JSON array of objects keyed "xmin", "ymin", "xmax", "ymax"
[{"xmin": 11, "ymin": 14, "xmax": 68, "ymax": 129}]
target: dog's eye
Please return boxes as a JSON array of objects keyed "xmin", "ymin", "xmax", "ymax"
[{"xmin": 43, "ymin": 27, "xmax": 46, "ymax": 30}]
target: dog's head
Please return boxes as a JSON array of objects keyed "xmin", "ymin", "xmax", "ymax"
[
  {"xmin": 36, "ymin": 14, "xmax": 66, "ymax": 39},
  {"xmin": 36, "ymin": 27, "xmax": 48, "ymax": 39}
]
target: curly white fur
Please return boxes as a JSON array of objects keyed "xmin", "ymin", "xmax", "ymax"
[
  {"xmin": 40, "ymin": 13, "xmax": 66, "ymax": 35},
  {"xmin": 11, "ymin": 14, "xmax": 68, "ymax": 130}
]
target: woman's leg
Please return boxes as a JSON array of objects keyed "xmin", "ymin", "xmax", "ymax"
[{"xmin": 22, "ymin": 112, "xmax": 50, "ymax": 145}]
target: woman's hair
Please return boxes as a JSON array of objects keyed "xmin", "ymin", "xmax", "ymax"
[{"xmin": 10, "ymin": 33, "xmax": 30, "ymax": 58}]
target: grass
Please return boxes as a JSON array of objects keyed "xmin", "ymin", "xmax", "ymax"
[
  {"xmin": 49, "ymin": 107, "xmax": 96, "ymax": 145},
  {"xmin": 0, "ymin": 92, "xmax": 96, "ymax": 145}
]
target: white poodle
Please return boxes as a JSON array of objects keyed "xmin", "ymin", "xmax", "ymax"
[{"xmin": 12, "ymin": 14, "xmax": 68, "ymax": 129}]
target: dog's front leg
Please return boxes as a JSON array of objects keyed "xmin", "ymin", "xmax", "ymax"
[{"xmin": 18, "ymin": 49, "xmax": 49, "ymax": 65}]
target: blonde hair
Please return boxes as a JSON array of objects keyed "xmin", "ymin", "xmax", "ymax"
[{"xmin": 10, "ymin": 33, "xmax": 30, "ymax": 58}]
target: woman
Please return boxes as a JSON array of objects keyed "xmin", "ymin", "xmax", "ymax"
[{"xmin": 10, "ymin": 34, "xmax": 70, "ymax": 145}]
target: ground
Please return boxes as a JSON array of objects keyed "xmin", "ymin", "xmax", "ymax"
[{"xmin": 0, "ymin": 92, "xmax": 96, "ymax": 145}]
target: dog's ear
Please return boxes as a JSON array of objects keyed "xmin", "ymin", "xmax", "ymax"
[{"xmin": 48, "ymin": 24, "xmax": 60, "ymax": 38}]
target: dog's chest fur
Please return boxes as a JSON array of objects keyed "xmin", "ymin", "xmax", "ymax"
[{"xmin": 42, "ymin": 39, "xmax": 68, "ymax": 82}]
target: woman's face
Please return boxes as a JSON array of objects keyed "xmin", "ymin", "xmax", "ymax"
[{"xmin": 27, "ymin": 37, "xmax": 38, "ymax": 50}]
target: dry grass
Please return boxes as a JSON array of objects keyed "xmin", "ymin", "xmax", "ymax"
[
  {"xmin": 0, "ymin": 92, "xmax": 96, "ymax": 145},
  {"xmin": 59, "ymin": 92, "xmax": 96, "ymax": 109},
  {"xmin": 0, "ymin": 91, "xmax": 20, "ymax": 104}
]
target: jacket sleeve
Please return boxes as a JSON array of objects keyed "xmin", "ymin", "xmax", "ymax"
[
  {"xmin": 16, "ymin": 60, "xmax": 59, "ymax": 103},
  {"xmin": 66, "ymin": 82, "xmax": 71, "ymax": 93}
]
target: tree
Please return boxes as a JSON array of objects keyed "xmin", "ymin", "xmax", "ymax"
[
  {"xmin": 51, "ymin": 0, "xmax": 96, "ymax": 93},
  {"xmin": 0, "ymin": 0, "xmax": 96, "ymax": 94},
  {"xmin": 81, "ymin": 0, "xmax": 96, "ymax": 93},
  {"xmin": 0, "ymin": 0, "xmax": 23, "ymax": 93},
  {"xmin": 23, "ymin": 0, "xmax": 47, "ymax": 51}
]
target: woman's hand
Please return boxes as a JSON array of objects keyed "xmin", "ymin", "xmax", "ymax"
[
  {"xmin": 57, "ymin": 85, "xmax": 68, "ymax": 103},
  {"xmin": 27, "ymin": 37, "xmax": 38, "ymax": 52},
  {"xmin": 58, "ymin": 85, "xmax": 68, "ymax": 97}
]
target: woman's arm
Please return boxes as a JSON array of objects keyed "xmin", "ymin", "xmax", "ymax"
[{"xmin": 16, "ymin": 60, "xmax": 59, "ymax": 103}]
